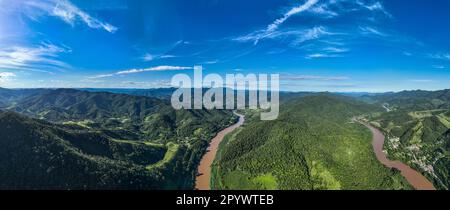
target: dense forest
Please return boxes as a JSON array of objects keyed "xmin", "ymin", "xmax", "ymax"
[
  {"xmin": 212, "ymin": 94, "xmax": 413, "ymax": 190},
  {"xmin": 365, "ymin": 90, "xmax": 450, "ymax": 190},
  {"xmin": 1, "ymin": 88, "xmax": 448, "ymax": 190},
  {"xmin": 0, "ymin": 88, "xmax": 236, "ymax": 189}
]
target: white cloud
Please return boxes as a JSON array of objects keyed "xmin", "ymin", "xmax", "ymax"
[
  {"xmin": 0, "ymin": 72, "xmax": 16, "ymax": 84},
  {"xmin": 359, "ymin": 26, "xmax": 386, "ymax": 36},
  {"xmin": 0, "ymin": 43, "xmax": 70, "ymax": 71},
  {"xmin": 160, "ymin": 55, "xmax": 177, "ymax": 59},
  {"xmin": 305, "ymin": 53, "xmax": 342, "ymax": 59},
  {"xmin": 294, "ymin": 26, "xmax": 334, "ymax": 44},
  {"xmin": 429, "ymin": 53, "xmax": 450, "ymax": 61},
  {"xmin": 141, "ymin": 53, "xmax": 155, "ymax": 61},
  {"xmin": 432, "ymin": 65, "xmax": 445, "ymax": 69},
  {"xmin": 234, "ymin": 0, "xmax": 318, "ymax": 45},
  {"xmin": 282, "ymin": 74, "xmax": 349, "ymax": 81},
  {"xmin": 21, "ymin": 0, "xmax": 117, "ymax": 33},
  {"xmin": 358, "ymin": 1, "xmax": 392, "ymax": 18},
  {"xmin": 323, "ymin": 47, "xmax": 349, "ymax": 53},
  {"xmin": 119, "ymin": 80, "xmax": 172, "ymax": 88},
  {"xmin": 267, "ymin": 0, "xmax": 319, "ymax": 33},
  {"xmin": 141, "ymin": 53, "xmax": 178, "ymax": 62},
  {"xmin": 235, "ymin": 26, "xmax": 335, "ymax": 46},
  {"xmin": 91, "ymin": 65, "xmax": 193, "ymax": 78},
  {"xmin": 202, "ymin": 60, "xmax": 219, "ymax": 64},
  {"xmin": 0, "ymin": 72, "xmax": 16, "ymax": 77},
  {"xmin": 309, "ymin": 3, "xmax": 339, "ymax": 17},
  {"xmin": 403, "ymin": 51, "xmax": 413, "ymax": 56}
]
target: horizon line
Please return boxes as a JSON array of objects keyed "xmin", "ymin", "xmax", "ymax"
[{"xmin": 1, "ymin": 86, "xmax": 449, "ymax": 94}]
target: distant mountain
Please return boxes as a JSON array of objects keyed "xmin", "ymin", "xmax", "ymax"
[
  {"xmin": 363, "ymin": 89, "xmax": 450, "ymax": 110},
  {"xmin": 0, "ymin": 88, "xmax": 52, "ymax": 108},
  {"xmin": 3, "ymin": 88, "xmax": 235, "ymax": 140},
  {"xmin": 79, "ymin": 88, "xmax": 177, "ymax": 100},
  {"xmin": 368, "ymin": 90, "xmax": 450, "ymax": 189},
  {"xmin": 0, "ymin": 88, "xmax": 236, "ymax": 189},
  {"xmin": 213, "ymin": 94, "xmax": 411, "ymax": 190},
  {"xmin": 9, "ymin": 88, "xmax": 166, "ymax": 121}
]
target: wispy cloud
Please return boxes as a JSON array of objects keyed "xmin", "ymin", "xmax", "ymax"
[
  {"xmin": 231, "ymin": 0, "xmax": 396, "ymax": 62},
  {"xmin": 141, "ymin": 53, "xmax": 178, "ymax": 62},
  {"xmin": 304, "ymin": 46, "xmax": 349, "ymax": 59},
  {"xmin": 139, "ymin": 40, "xmax": 186, "ymax": 62},
  {"xmin": 357, "ymin": 1, "xmax": 392, "ymax": 18},
  {"xmin": 90, "ymin": 65, "xmax": 193, "ymax": 78},
  {"xmin": 141, "ymin": 53, "xmax": 155, "ymax": 61},
  {"xmin": 432, "ymin": 65, "xmax": 445, "ymax": 69},
  {"xmin": 428, "ymin": 53, "xmax": 450, "ymax": 61},
  {"xmin": 323, "ymin": 47, "xmax": 349, "ymax": 53},
  {"xmin": 21, "ymin": 0, "xmax": 117, "ymax": 33},
  {"xmin": 308, "ymin": 3, "xmax": 339, "ymax": 18},
  {"xmin": 234, "ymin": 0, "xmax": 318, "ymax": 45},
  {"xmin": 119, "ymin": 80, "xmax": 172, "ymax": 88},
  {"xmin": 202, "ymin": 59, "xmax": 220, "ymax": 64},
  {"xmin": 403, "ymin": 51, "xmax": 413, "ymax": 56},
  {"xmin": 305, "ymin": 53, "xmax": 342, "ymax": 59},
  {"xmin": 0, "ymin": 43, "xmax": 70, "ymax": 72},
  {"xmin": 160, "ymin": 55, "xmax": 177, "ymax": 59},
  {"xmin": 235, "ymin": 26, "xmax": 336, "ymax": 46},
  {"xmin": 359, "ymin": 26, "xmax": 386, "ymax": 37},
  {"xmin": 267, "ymin": 0, "xmax": 319, "ymax": 33},
  {"xmin": 294, "ymin": 26, "xmax": 336, "ymax": 44},
  {"xmin": 282, "ymin": 74, "xmax": 349, "ymax": 81}
]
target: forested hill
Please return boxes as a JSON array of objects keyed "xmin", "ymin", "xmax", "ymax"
[
  {"xmin": 7, "ymin": 88, "xmax": 168, "ymax": 122},
  {"xmin": 363, "ymin": 89, "xmax": 450, "ymax": 110},
  {"xmin": 0, "ymin": 89, "xmax": 236, "ymax": 189},
  {"xmin": 213, "ymin": 94, "xmax": 412, "ymax": 190},
  {"xmin": 365, "ymin": 90, "xmax": 450, "ymax": 189},
  {"xmin": 0, "ymin": 111, "xmax": 166, "ymax": 189}
]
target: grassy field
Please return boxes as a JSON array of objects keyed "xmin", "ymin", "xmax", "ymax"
[{"xmin": 146, "ymin": 142, "xmax": 180, "ymax": 170}]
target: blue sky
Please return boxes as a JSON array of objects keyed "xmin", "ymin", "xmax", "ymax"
[{"xmin": 0, "ymin": 0, "xmax": 449, "ymax": 92}]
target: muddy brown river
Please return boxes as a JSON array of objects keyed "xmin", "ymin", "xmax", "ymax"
[
  {"xmin": 195, "ymin": 112, "xmax": 245, "ymax": 190},
  {"xmin": 195, "ymin": 114, "xmax": 436, "ymax": 190},
  {"xmin": 361, "ymin": 122, "xmax": 436, "ymax": 190}
]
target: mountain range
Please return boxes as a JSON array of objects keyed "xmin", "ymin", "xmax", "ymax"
[{"xmin": 0, "ymin": 88, "xmax": 448, "ymax": 189}]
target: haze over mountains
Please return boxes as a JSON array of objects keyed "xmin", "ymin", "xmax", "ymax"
[
  {"xmin": 0, "ymin": 0, "xmax": 449, "ymax": 191},
  {"xmin": 0, "ymin": 88, "xmax": 448, "ymax": 189}
]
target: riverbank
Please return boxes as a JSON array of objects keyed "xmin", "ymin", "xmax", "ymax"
[
  {"xmin": 359, "ymin": 121, "xmax": 436, "ymax": 190},
  {"xmin": 195, "ymin": 112, "xmax": 245, "ymax": 190}
]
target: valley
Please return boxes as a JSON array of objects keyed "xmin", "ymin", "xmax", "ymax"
[
  {"xmin": 211, "ymin": 94, "xmax": 414, "ymax": 190},
  {"xmin": 0, "ymin": 88, "xmax": 448, "ymax": 190},
  {"xmin": 0, "ymin": 88, "xmax": 236, "ymax": 189},
  {"xmin": 358, "ymin": 121, "xmax": 435, "ymax": 190},
  {"xmin": 195, "ymin": 112, "xmax": 245, "ymax": 190}
]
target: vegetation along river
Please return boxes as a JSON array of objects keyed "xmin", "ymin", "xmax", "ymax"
[
  {"xmin": 195, "ymin": 112, "xmax": 435, "ymax": 190},
  {"xmin": 195, "ymin": 112, "xmax": 245, "ymax": 190},
  {"xmin": 360, "ymin": 122, "xmax": 436, "ymax": 190}
]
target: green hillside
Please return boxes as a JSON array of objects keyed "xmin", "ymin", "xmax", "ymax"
[
  {"xmin": 212, "ymin": 94, "xmax": 412, "ymax": 190},
  {"xmin": 0, "ymin": 89, "xmax": 236, "ymax": 189},
  {"xmin": 367, "ymin": 90, "xmax": 450, "ymax": 190},
  {"xmin": 0, "ymin": 111, "xmax": 166, "ymax": 189}
]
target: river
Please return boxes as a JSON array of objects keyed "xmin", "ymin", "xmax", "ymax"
[
  {"xmin": 360, "ymin": 122, "xmax": 436, "ymax": 190},
  {"xmin": 195, "ymin": 114, "xmax": 435, "ymax": 190},
  {"xmin": 195, "ymin": 112, "xmax": 245, "ymax": 190}
]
